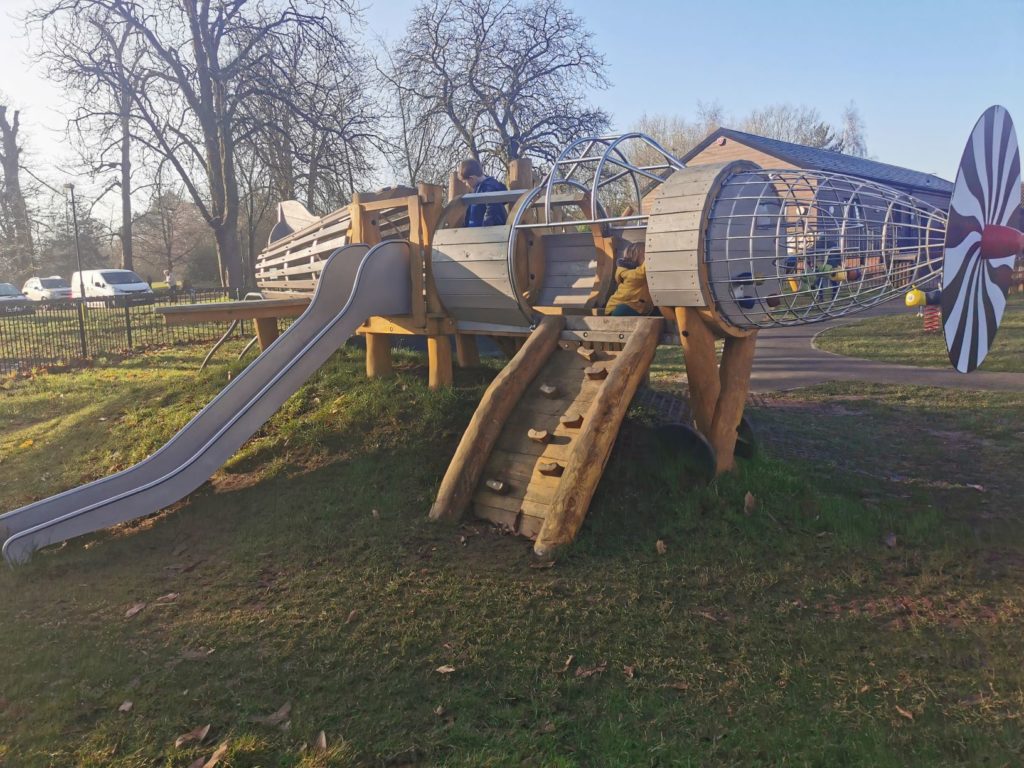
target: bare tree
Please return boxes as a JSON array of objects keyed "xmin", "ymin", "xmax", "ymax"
[
  {"xmin": 740, "ymin": 104, "xmax": 839, "ymax": 149},
  {"xmin": 835, "ymin": 102, "xmax": 868, "ymax": 158},
  {"xmin": 0, "ymin": 105, "xmax": 35, "ymax": 274},
  {"xmin": 632, "ymin": 101, "xmax": 725, "ymax": 161},
  {"xmin": 379, "ymin": 48, "xmax": 468, "ymax": 187},
  {"xmin": 392, "ymin": 0, "xmax": 610, "ymax": 171},
  {"xmin": 133, "ymin": 163, "xmax": 214, "ymax": 282},
  {"xmin": 30, "ymin": 0, "xmax": 361, "ymax": 289},
  {"xmin": 32, "ymin": 10, "xmax": 147, "ymax": 272}
]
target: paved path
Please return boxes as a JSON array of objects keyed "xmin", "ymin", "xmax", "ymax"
[{"xmin": 748, "ymin": 303, "xmax": 1024, "ymax": 393}]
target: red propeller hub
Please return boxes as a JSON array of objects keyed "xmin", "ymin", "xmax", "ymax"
[{"xmin": 979, "ymin": 224, "xmax": 1024, "ymax": 260}]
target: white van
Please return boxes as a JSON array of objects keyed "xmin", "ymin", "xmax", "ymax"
[{"xmin": 71, "ymin": 269, "xmax": 155, "ymax": 306}]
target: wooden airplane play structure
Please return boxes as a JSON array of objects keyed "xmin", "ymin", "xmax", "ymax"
[{"xmin": 1, "ymin": 106, "xmax": 1020, "ymax": 563}]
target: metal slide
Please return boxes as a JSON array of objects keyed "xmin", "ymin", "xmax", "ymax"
[{"xmin": 1, "ymin": 240, "xmax": 411, "ymax": 564}]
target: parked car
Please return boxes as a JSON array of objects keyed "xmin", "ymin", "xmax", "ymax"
[
  {"xmin": 70, "ymin": 269, "xmax": 155, "ymax": 307},
  {"xmin": 0, "ymin": 282, "xmax": 35, "ymax": 315},
  {"xmin": 22, "ymin": 275, "xmax": 73, "ymax": 303}
]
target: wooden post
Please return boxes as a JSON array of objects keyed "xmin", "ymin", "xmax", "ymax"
[
  {"xmin": 253, "ymin": 317, "xmax": 279, "ymax": 351},
  {"xmin": 708, "ymin": 332, "xmax": 757, "ymax": 475},
  {"xmin": 675, "ymin": 307, "xmax": 720, "ymax": 436},
  {"xmin": 454, "ymin": 333, "xmax": 480, "ymax": 368},
  {"xmin": 430, "ymin": 316, "xmax": 565, "ymax": 523},
  {"xmin": 418, "ymin": 182, "xmax": 446, "ymax": 316},
  {"xmin": 507, "ymin": 158, "xmax": 533, "ymax": 191},
  {"xmin": 534, "ymin": 317, "xmax": 663, "ymax": 558},
  {"xmin": 365, "ymin": 333, "xmax": 393, "ymax": 379},
  {"xmin": 427, "ymin": 335, "xmax": 454, "ymax": 389}
]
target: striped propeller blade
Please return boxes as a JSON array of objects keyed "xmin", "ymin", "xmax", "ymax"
[{"xmin": 942, "ymin": 106, "xmax": 1021, "ymax": 373}]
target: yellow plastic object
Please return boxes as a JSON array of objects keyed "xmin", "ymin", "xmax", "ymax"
[
  {"xmin": 905, "ymin": 287, "xmax": 926, "ymax": 308},
  {"xmin": 787, "ymin": 278, "xmax": 799, "ymax": 293}
]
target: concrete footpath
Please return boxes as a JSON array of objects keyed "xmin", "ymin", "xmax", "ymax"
[{"xmin": 747, "ymin": 304, "xmax": 1024, "ymax": 393}]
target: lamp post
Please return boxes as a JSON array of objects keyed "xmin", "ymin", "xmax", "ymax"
[{"xmin": 63, "ymin": 183, "xmax": 85, "ymax": 301}]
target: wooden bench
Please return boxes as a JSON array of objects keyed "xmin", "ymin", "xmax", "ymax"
[{"xmin": 157, "ymin": 298, "xmax": 310, "ymax": 350}]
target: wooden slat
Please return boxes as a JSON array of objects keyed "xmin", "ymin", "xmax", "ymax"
[
  {"xmin": 432, "ymin": 226, "xmax": 510, "ymax": 245},
  {"xmin": 157, "ymin": 298, "xmax": 309, "ymax": 325}
]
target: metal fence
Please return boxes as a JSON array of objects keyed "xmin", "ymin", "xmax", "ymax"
[{"xmin": 0, "ymin": 288, "xmax": 244, "ymax": 373}]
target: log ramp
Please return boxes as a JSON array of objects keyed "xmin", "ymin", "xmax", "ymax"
[{"xmin": 429, "ymin": 315, "xmax": 664, "ymax": 558}]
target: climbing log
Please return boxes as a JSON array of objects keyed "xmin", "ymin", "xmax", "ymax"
[
  {"xmin": 708, "ymin": 332, "xmax": 757, "ymax": 475},
  {"xmin": 534, "ymin": 317, "xmax": 663, "ymax": 558},
  {"xmin": 675, "ymin": 307, "xmax": 720, "ymax": 436},
  {"xmin": 429, "ymin": 316, "xmax": 566, "ymax": 522}
]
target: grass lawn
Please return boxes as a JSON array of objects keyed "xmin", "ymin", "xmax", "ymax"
[
  {"xmin": 1, "ymin": 342, "xmax": 1023, "ymax": 766},
  {"xmin": 815, "ymin": 292, "xmax": 1024, "ymax": 373}
]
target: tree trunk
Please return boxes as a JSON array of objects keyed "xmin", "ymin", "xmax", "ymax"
[
  {"xmin": 213, "ymin": 221, "xmax": 242, "ymax": 290},
  {"xmin": 119, "ymin": 96, "xmax": 133, "ymax": 271},
  {"xmin": 0, "ymin": 107, "xmax": 33, "ymax": 269}
]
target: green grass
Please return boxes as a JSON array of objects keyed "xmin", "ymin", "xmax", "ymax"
[
  {"xmin": 1, "ymin": 344, "xmax": 1023, "ymax": 766},
  {"xmin": 815, "ymin": 292, "xmax": 1024, "ymax": 372}
]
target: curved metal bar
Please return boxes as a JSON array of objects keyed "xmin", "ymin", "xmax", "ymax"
[{"xmin": 590, "ymin": 133, "xmax": 686, "ymax": 220}]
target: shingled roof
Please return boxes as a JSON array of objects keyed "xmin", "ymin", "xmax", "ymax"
[{"xmin": 680, "ymin": 128, "xmax": 954, "ymax": 196}]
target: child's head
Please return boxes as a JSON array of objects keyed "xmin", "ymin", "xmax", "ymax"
[{"xmin": 617, "ymin": 241, "xmax": 645, "ymax": 269}]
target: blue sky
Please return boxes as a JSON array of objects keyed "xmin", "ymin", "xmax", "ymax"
[
  {"xmin": 0, "ymin": 0, "xmax": 1020, "ymax": 204},
  {"xmin": 365, "ymin": 0, "xmax": 1023, "ymax": 180}
]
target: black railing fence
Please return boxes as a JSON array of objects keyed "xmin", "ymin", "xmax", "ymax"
[{"xmin": 0, "ymin": 288, "xmax": 244, "ymax": 372}]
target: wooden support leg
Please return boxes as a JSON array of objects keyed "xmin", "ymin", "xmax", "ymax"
[
  {"xmin": 253, "ymin": 317, "xmax": 279, "ymax": 351},
  {"xmin": 454, "ymin": 334, "xmax": 480, "ymax": 368},
  {"xmin": 708, "ymin": 332, "xmax": 757, "ymax": 475},
  {"xmin": 428, "ymin": 335, "xmax": 454, "ymax": 389},
  {"xmin": 365, "ymin": 333, "xmax": 393, "ymax": 379},
  {"xmin": 675, "ymin": 307, "xmax": 720, "ymax": 436}
]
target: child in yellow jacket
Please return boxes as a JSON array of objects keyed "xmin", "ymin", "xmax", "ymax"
[{"xmin": 605, "ymin": 242, "xmax": 655, "ymax": 316}]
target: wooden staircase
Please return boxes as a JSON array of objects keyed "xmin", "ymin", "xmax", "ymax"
[{"xmin": 429, "ymin": 315, "xmax": 663, "ymax": 557}]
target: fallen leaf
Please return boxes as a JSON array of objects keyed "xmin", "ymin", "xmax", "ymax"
[
  {"xmin": 663, "ymin": 681, "xmax": 689, "ymax": 691},
  {"xmin": 560, "ymin": 655, "xmax": 574, "ymax": 673},
  {"xmin": 574, "ymin": 661, "xmax": 608, "ymax": 679},
  {"xmin": 180, "ymin": 647, "xmax": 215, "ymax": 661},
  {"xmin": 743, "ymin": 491, "xmax": 757, "ymax": 516},
  {"xmin": 698, "ymin": 611, "xmax": 718, "ymax": 622},
  {"xmin": 435, "ymin": 665, "xmax": 456, "ymax": 675},
  {"xmin": 203, "ymin": 742, "xmax": 229, "ymax": 767},
  {"xmin": 433, "ymin": 704, "xmax": 447, "ymax": 717},
  {"xmin": 858, "ymin": 685, "xmax": 870, "ymax": 694},
  {"xmin": 118, "ymin": 700, "xmax": 133, "ymax": 713},
  {"xmin": 253, "ymin": 702, "xmax": 291, "ymax": 726},
  {"xmin": 623, "ymin": 664, "xmax": 636, "ymax": 680},
  {"xmin": 156, "ymin": 592, "xmax": 180, "ymax": 603},
  {"xmin": 124, "ymin": 602, "xmax": 147, "ymax": 619},
  {"xmin": 655, "ymin": 540, "xmax": 667, "ymax": 555},
  {"xmin": 175, "ymin": 724, "xmax": 211, "ymax": 748},
  {"xmin": 345, "ymin": 609, "xmax": 360, "ymax": 624},
  {"xmin": 895, "ymin": 705, "xmax": 914, "ymax": 721},
  {"xmin": 537, "ymin": 720, "xmax": 556, "ymax": 734},
  {"xmin": 884, "ymin": 532, "xmax": 898, "ymax": 549},
  {"xmin": 19, "ymin": 438, "xmax": 33, "ymax": 449},
  {"xmin": 313, "ymin": 730, "xmax": 328, "ymax": 753},
  {"xmin": 371, "ymin": 509, "xmax": 380, "ymax": 519}
]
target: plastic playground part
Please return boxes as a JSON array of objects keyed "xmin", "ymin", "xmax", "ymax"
[
  {"xmin": 0, "ymin": 241, "xmax": 412, "ymax": 564},
  {"xmin": 942, "ymin": 105, "xmax": 1022, "ymax": 373}
]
